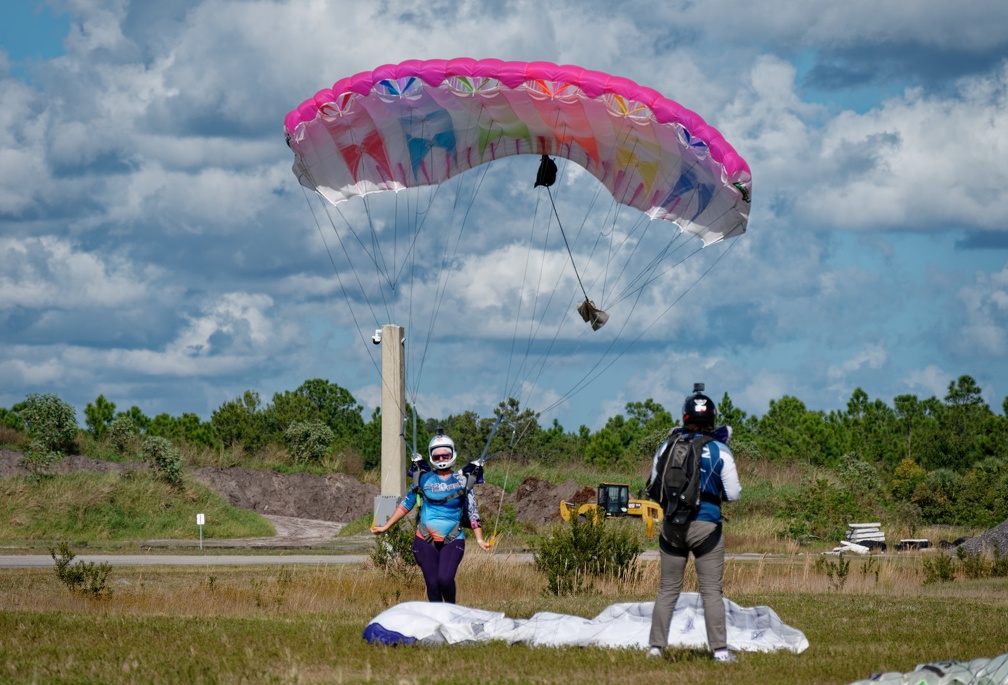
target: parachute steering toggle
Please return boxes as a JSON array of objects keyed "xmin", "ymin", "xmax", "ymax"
[{"xmin": 534, "ymin": 154, "xmax": 609, "ymax": 331}]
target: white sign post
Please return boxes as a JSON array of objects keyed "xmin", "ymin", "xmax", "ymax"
[{"xmin": 196, "ymin": 513, "xmax": 205, "ymax": 549}]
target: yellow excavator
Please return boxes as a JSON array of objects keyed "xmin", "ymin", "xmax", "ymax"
[{"xmin": 559, "ymin": 483, "xmax": 662, "ymax": 538}]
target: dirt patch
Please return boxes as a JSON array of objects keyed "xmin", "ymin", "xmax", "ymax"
[{"xmin": 191, "ymin": 466, "xmax": 377, "ymax": 523}]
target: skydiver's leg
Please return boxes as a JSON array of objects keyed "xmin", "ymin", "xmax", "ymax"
[
  {"xmin": 690, "ymin": 522, "xmax": 727, "ymax": 652},
  {"xmin": 411, "ymin": 537, "xmax": 442, "ymax": 602},
  {"xmin": 435, "ymin": 537, "xmax": 466, "ymax": 604},
  {"xmin": 649, "ymin": 542, "xmax": 688, "ymax": 650}
]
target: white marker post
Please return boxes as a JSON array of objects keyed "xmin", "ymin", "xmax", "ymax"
[{"xmin": 196, "ymin": 513, "xmax": 205, "ymax": 549}]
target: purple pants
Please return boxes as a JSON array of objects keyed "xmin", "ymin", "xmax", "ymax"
[{"xmin": 411, "ymin": 535, "xmax": 465, "ymax": 603}]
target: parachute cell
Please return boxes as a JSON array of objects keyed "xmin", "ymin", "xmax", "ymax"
[{"xmin": 284, "ymin": 58, "xmax": 751, "ymax": 246}]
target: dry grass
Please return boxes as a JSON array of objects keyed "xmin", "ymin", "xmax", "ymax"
[{"xmin": 2, "ymin": 549, "xmax": 1007, "ymax": 684}]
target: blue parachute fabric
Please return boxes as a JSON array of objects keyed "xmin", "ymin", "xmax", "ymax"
[{"xmin": 362, "ymin": 622, "xmax": 417, "ymax": 646}]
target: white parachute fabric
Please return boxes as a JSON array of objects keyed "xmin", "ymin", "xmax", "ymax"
[
  {"xmin": 848, "ymin": 653, "xmax": 1008, "ymax": 685},
  {"xmin": 362, "ymin": 593, "xmax": 809, "ymax": 653}
]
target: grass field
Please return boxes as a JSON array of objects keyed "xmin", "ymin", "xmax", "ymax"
[
  {"xmin": 1, "ymin": 450, "xmax": 1006, "ymax": 682},
  {"xmin": 2, "ymin": 548, "xmax": 1007, "ymax": 684}
]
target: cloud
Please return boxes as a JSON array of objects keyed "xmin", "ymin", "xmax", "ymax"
[{"xmin": 3, "ymin": 0, "xmax": 1008, "ymax": 431}]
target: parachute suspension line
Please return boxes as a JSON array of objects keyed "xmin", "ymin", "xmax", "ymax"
[
  {"xmin": 608, "ymin": 241, "xmax": 703, "ymax": 310},
  {"xmin": 408, "ymin": 154, "xmax": 493, "ymax": 408},
  {"xmin": 543, "ymin": 177, "xmax": 591, "ymax": 307},
  {"xmin": 536, "ymin": 236, "xmax": 741, "ymax": 419},
  {"xmin": 299, "ymin": 184, "xmax": 382, "ymax": 382},
  {"xmin": 503, "ymin": 183, "xmax": 559, "ymax": 406}
]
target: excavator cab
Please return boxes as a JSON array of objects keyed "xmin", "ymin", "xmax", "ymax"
[{"xmin": 596, "ymin": 483, "xmax": 630, "ymax": 517}]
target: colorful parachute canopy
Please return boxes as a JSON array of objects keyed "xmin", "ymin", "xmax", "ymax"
[{"xmin": 284, "ymin": 58, "xmax": 751, "ymax": 246}]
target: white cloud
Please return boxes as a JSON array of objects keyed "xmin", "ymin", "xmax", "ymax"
[
  {"xmin": 902, "ymin": 365, "xmax": 950, "ymax": 399},
  {"xmin": 0, "ymin": 236, "xmax": 153, "ymax": 309}
]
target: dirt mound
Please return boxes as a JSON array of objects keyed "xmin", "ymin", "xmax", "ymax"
[
  {"xmin": 192, "ymin": 466, "xmax": 378, "ymax": 522},
  {"xmin": 510, "ymin": 476, "xmax": 583, "ymax": 525}
]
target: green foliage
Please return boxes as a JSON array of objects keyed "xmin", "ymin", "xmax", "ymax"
[
  {"xmin": 813, "ymin": 555, "xmax": 851, "ymax": 591},
  {"xmin": 50, "ymin": 541, "xmax": 111, "ymax": 597},
  {"xmin": 284, "ymin": 419, "xmax": 334, "ymax": 464},
  {"xmin": 0, "ymin": 406, "xmax": 26, "ymax": 431},
  {"xmin": 149, "ymin": 412, "xmax": 216, "ymax": 449},
  {"xmin": 912, "ymin": 468, "xmax": 960, "ymax": 523},
  {"xmin": 84, "ymin": 394, "xmax": 116, "ymax": 439},
  {"xmin": 21, "ymin": 438, "xmax": 62, "ymax": 476},
  {"xmin": 779, "ymin": 477, "xmax": 864, "ymax": 541},
  {"xmin": 141, "ymin": 435, "xmax": 183, "ymax": 485},
  {"xmin": 1, "ymin": 472, "xmax": 274, "ymax": 541},
  {"xmin": 117, "ymin": 405, "xmax": 151, "ymax": 433},
  {"xmin": 891, "ymin": 457, "xmax": 927, "ymax": 500},
  {"xmin": 211, "ymin": 390, "xmax": 266, "ymax": 451},
  {"xmin": 370, "ymin": 519, "xmax": 417, "ymax": 580},
  {"xmin": 583, "ymin": 426, "xmax": 624, "ymax": 468},
  {"xmin": 18, "ymin": 393, "xmax": 78, "ymax": 456},
  {"xmin": 265, "ymin": 379, "xmax": 365, "ymax": 448},
  {"xmin": 107, "ymin": 414, "xmax": 139, "ymax": 457},
  {"xmin": 533, "ymin": 516, "xmax": 642, "ymax": 595},
  {"xmin": 922, "ymin": 553, "xmax": 956, "ymax": 584}
]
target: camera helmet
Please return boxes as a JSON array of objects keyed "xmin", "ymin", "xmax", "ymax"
[
  {"xmin": 427, "ymin": 431, "xmax": 457, "ymax": 470},
  {"xmin": 682, "ymin": 384, "xmax": 717, "ymax": 429}
]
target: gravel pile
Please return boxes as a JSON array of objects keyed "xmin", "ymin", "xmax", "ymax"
[{"xmin": 957, "ymin": 518, "xmax": 1008, "ymax": 557}]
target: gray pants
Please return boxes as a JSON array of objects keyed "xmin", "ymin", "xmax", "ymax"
[{"xmin": 648, "ymin": 519, "xmax": 727, "ymax": 652}]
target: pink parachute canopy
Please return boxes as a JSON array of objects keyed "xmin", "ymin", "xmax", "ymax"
[{"xmin": 284, "ymin": 58, "xmax": 751, "ymax": 245}]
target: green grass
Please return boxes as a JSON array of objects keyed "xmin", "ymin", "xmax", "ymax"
[
  {"xmin": 0, "ymin": 472, "xmax": 274, "ymax": 545},
  {"xmin": 1, "ymin": 556, "xmax": 1006, "ymax": 684}
]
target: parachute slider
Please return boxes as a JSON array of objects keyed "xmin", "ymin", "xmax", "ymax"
[{"xmin": 577, "ymin": 299, "xmax": 609, "ymax": 331}]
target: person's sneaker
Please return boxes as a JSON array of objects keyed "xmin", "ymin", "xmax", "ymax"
[
  {"xmin": 647, "ymin": 647, "xmax": 662, "ymax": 658},
  {"xmin": 713, "ymin": 649, "xmax": 737, "ymax": 663}
]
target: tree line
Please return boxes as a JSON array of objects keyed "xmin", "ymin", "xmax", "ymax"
[{"xmin": 3, "ymin": 374, "xmax": 1007, "ymax": 531}]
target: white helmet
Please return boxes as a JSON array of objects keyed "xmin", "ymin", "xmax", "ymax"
[{"xmin": 428, "ymin": 432, "xmax": 457, "ymax": 470}]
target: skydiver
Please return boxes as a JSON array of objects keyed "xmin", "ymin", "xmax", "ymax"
[
  {"xmin": 371, "ymin": 431, "xmax": 491, "ymax": 603},
  {"xmin": 646, "ymin": 384, "xmax": 742, "ymax": 663}
]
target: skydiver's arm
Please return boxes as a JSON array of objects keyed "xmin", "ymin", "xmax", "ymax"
[{"xmin": 371, "ymin": 504, "xmax": 410, "ymax": 535}]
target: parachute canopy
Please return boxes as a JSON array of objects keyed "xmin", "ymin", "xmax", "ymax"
[{"xmin": 284, "ymin": 58, "xmax": 751, "ymax": 246}]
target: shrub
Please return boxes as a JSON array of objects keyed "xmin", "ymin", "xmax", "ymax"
[
  {"xmin": 141, "ymin": 435, "xmax": 183, "ymax": 485},
  {"xmin": 922, "ymin": 553, "xmax": 956, "ymax": 584},
  {"xmin": 779, "ymin": 477, "xmax": 864, "ymax": 541},
  {"xmin": 814, "ymin": 555, "xmax": 851, "ymax": 591},
  {"xmin": 371, "ymin": 518, "xmax": 417, "ymax": 580},
  {"xmin": 50, "ymin": 542, "xmax": 111, "ymax": 597},
  {"xmin": 18, "ymin": 393, "xmax": 78, "ymax": 455},
  {"xmin": 107, "ymin": 414, "xmax": 139, "ymax": 457},
  {"xmin": 284, "ymin": 419, "xmax": 334, "ymax": 465},
  {"xmin": 533, "ymin": 516, "xmax": 642, "ymax": 596}
]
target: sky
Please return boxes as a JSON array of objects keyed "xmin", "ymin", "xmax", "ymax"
[{"xmin": 2, "ymin": 0, "xmax": 1008, "ymax": 434}]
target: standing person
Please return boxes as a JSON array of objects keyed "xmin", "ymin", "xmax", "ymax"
[
  {"xmin": 371, "ymin": 431, "xmax": 491, "ymax": 603},
  {"xmin": 647, "ymin": 384, "xmax": 742, "ymax": 662}
]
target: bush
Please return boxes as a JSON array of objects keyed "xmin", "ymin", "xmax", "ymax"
[
  {"xmin": 371, "ymin": 518, "xmax": 417, "ymax": 580},
  {"xmin": 779, "ymin": 477, "xmax": 864, "ymax": 541},
  {"xmin": 50, "ymin": 542, "xmax": 111, "ymax": 597},
  {"xmin": 18, "ymin": 393, "xmax": 78, "ymax": 455},
  {"xmin": 107, "ymin": 414, "xmax": 139, "ymax": 457},
  {"xmin": 284, "ymin": 419, "xmax": 334, "ymax": 465},
  {"xmin": 922, "ymin": 553, "xmax": 956, "ymax": 584},
  {"xmin": 141, "ymin": 435, "xmax": 183, "ymax": 485},
  {"xmin": 533, "ymin": 516, "xmax": 642, "ymax": 596}
]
